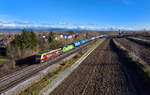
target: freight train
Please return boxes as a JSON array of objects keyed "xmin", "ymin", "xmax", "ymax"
[{"xmin": 35, "ymin": 34, "xmax": 108, "ymax": 63}]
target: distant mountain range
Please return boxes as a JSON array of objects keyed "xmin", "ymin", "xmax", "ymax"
[
  {"xmin": 0, "ymin": 27, "xmax": 135, "ymax": 33},
  {"xmin": 0, "ymin": 27, "xmax": 103, "ymax": 32},
  {"xmin": 0, "ymin": 28, "xmax": 65, "ymax": 32}
]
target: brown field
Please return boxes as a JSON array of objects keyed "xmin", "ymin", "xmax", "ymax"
[
  {"xmin": 137, "ymin": 36, "xmax": 150, "ymax": 40},
  {"xmin": 115, "ymin": 38, "xmax": 150, "ymax": 65}
]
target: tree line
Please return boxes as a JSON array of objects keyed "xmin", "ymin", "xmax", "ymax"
[{"xmin": 6, "ymin": 28, "xmax": 59, "ymax": 68}]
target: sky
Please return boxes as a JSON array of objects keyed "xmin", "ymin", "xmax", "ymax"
[{"xmin": 0, "ymin": 0, "xmax": 150, "ymax": 30}]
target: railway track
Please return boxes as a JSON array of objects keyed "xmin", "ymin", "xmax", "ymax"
[{"xmin": 0, "ymin": 39, "xmax": 97, "ymax": 93}]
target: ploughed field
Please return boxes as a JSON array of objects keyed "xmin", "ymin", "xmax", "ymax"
[
  {"xmin": 137, "ymin": 36, "xmax": 150, "ymax": 40},
  {"xmin": 50, "ymin": 39, "xmax": 150, "ymax": 95},
  {"xmin": 115, "ymin": 38, "xmax": 150, "ymax": 65}
]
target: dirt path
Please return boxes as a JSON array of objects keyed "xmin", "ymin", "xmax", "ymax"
[{"xmin": 50, "ymin": 39, "xmax": 137, "ymax": 95}]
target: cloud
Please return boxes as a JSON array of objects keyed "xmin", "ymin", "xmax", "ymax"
[
  {"xmin": 15, "ymin": 21, "xmax": 31, "ymax": 24},
  {"xmin": 58, "ymin": 22, "xmax": 68, "ymax": 25},
  {"xmin": 118, "ymin": 26, "xmax": 135, "ymax": 30},
  {"xmin": 0, "ymin": 23, "xmax": 24, "ymax": 29},
  {"xmin": 0, "ymin": 21, "xmax": 136, "ymax": 31},
  {"xmin": 76, "ymin": 26, "xmax": 101, "ymax": 30},
  {"xmin": 0, "ymin": 20, "xmax": 9, "ymax": 24},
  {"xmin": 73, "ymin": 24, "xmax": 83, "ymax": 26},
  {"xmin": 87, "ymin": 24, "xmax": 98, "ymax": 26}
]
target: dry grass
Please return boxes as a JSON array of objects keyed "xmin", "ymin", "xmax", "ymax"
[
  {"xmin": 0, "ymin": 56, "xmax": 10, "ymax": 70},
  {"xmin": 0, "ymin": 56, "xmax": 9, "ymax": 62}
]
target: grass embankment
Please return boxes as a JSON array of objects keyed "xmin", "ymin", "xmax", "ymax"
[
  {"xmin": 0, "ymin": 56, "xmax": 9, "ymax": 69},
  {"xmin": 18, "ymin": 55, "xmax": 81, "ymax": 95},
  {"xmin": 112, "ymin": 39, "xmax": 150, "ymax": 85},
  {"xmin": 18, "ymin": 39, "xmax": 105, "ymax": 95},
  {"xmin": 0, "ymin": 56, "xmax": 9, "ymax": 62}
]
